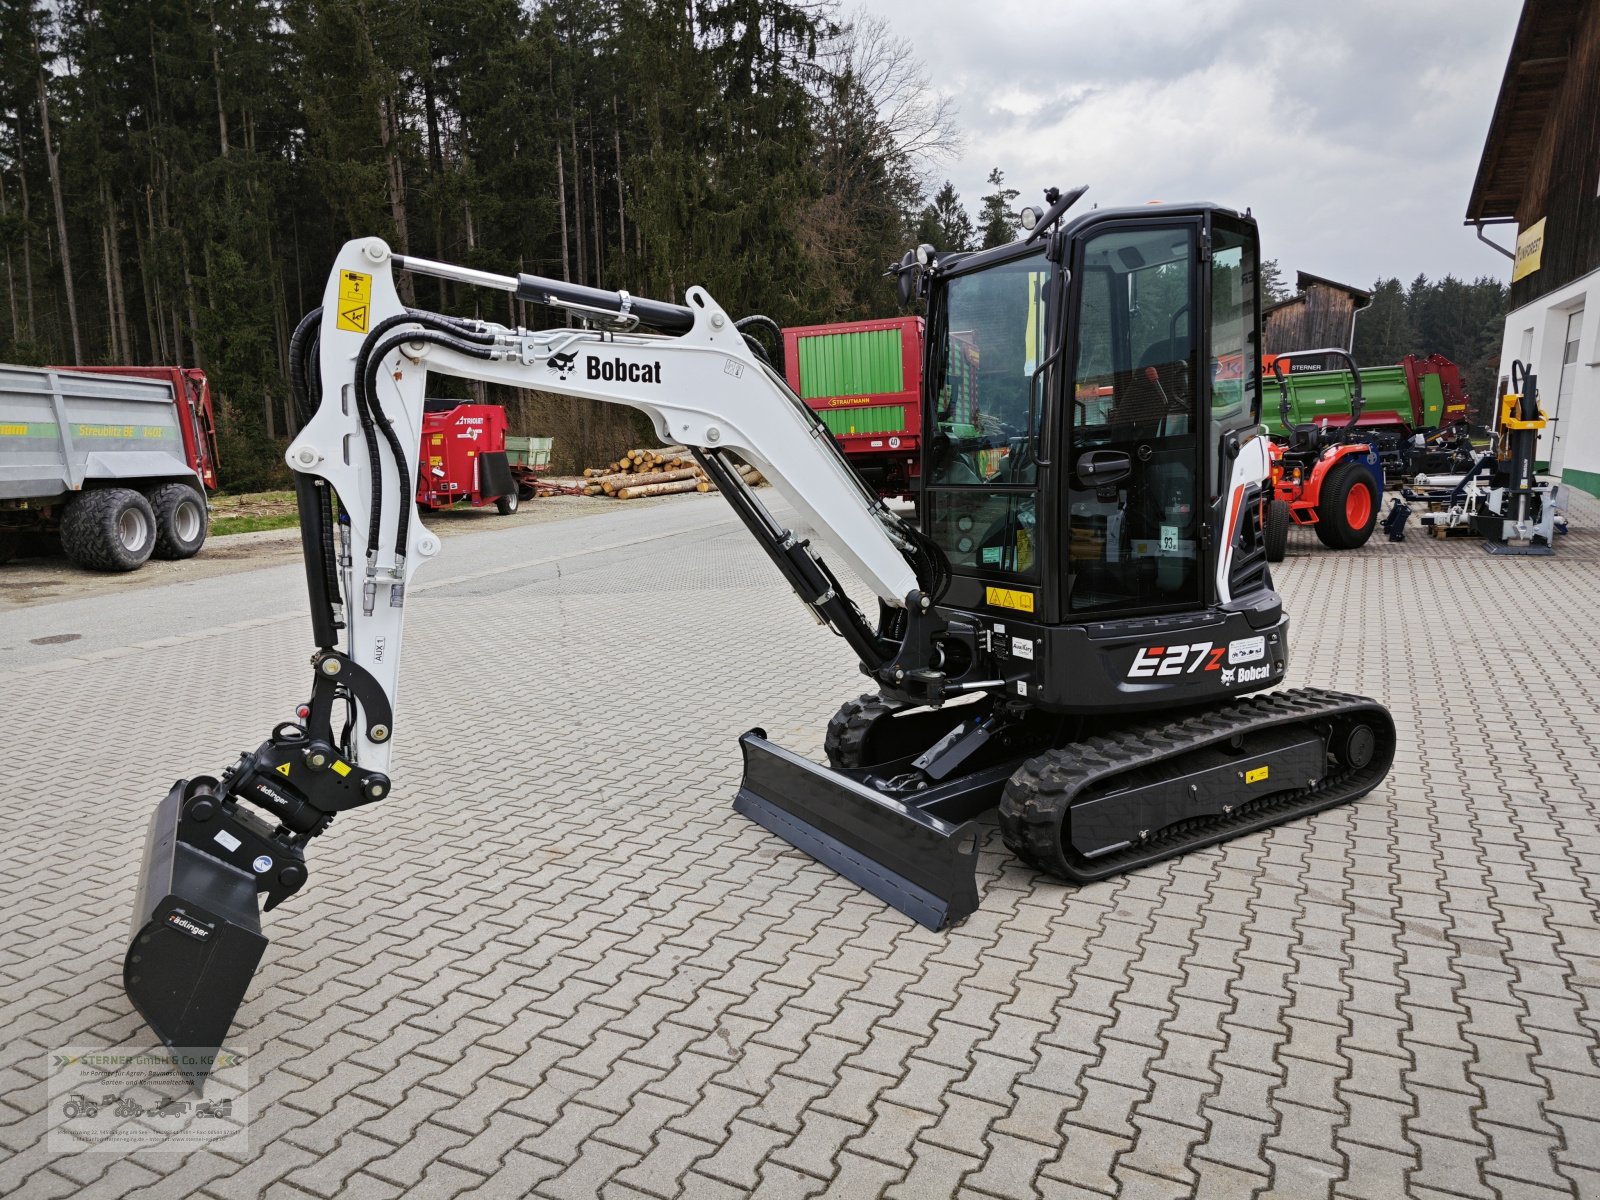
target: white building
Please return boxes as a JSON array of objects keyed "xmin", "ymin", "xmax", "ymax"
[{"xmin": 1466, "ymin": 0, "xmax": 1600, "ymax": 495}]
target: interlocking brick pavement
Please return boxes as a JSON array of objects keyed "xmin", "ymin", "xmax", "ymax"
[{"xmin": 3, "ymin": 491, "xmax": 1600, "ymax": 1199}]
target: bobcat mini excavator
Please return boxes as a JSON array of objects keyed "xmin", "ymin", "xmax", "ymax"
[{"xmin": 125, "ymin": 191, "xmax": 1395, "ymax": 1086}]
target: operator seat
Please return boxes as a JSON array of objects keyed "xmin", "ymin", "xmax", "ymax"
[{"xmin": 1109, "ymin": 337, "xmax": 1192, "ymax": 428}]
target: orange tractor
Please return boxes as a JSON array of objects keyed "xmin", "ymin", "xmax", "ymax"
[{"xmin": 1262, "ymin": 349, "xmax": 1383, "ymax": 561}]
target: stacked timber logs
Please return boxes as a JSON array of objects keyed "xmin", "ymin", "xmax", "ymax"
[{"xmin": 578, "ymin": 446, "xmax": 765, "ymax": 499}]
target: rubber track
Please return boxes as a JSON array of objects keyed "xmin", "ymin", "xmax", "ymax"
[{"xmin": 998, "ymin": 686, "xmax": 1395, "ymax": 883}]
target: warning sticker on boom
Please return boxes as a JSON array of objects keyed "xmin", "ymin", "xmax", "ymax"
[{"xmin": 336, "ymin": 270, "xmax": 372, "ymax": 333}]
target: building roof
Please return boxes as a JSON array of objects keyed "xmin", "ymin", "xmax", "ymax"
[
  {"xmin": 1262, "ymin": 271, "xmax": 1372, "ymax": 317},
  {"xmin": 1466, "ymin": 0, "xmax": 1587, "ymax": 223},
  {"xmin": 1294, "ymin": 272, "xmax": 1372, "ymax": 302}
]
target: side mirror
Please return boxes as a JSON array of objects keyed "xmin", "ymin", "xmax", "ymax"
[
  {"xmin": 1075, "ymin": 449, "xmax": 1132, "ymax": 486},
  {"xmin": 894, "ymin": 249, "xmax": 918, "ymax": 309}
]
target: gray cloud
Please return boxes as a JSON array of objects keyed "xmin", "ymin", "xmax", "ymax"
[{"xmin": 863, "ymin": 0, "xmax": 1522, "ymax": 287}]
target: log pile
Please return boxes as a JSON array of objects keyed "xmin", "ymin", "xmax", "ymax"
[{"xmin": 578, "ymin": 446, "xmax": 765, "ymax": 499}]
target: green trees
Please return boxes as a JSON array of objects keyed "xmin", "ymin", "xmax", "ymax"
[
  {"xmin": 1353, "ymin": 274, "xmax": 1507, "ymax": 421},
  {"xmin": 976, "ymin": 168, "xmax": 1018, "ymax": 250},
  {"xmin": 0, "ymin": 0, "xmax": 949, "ymax": 482},
  {"xmin": 916, "ymin": 180, "xmax": 973, "ymax": 251}
]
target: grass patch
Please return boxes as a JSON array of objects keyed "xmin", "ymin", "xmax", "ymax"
[
  {"xmin": 209, "ymin": 490, "xmax": 299, "ymax": 537},
  {"xmin": 210, "ymin": 511, "xmax": 301, "ymax": 536}
]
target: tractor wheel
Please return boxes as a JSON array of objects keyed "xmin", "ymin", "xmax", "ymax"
[
  {"xmin": 823, "ymin": 692, "xmax": 971, "ymax": 770},
  {"xmin": 146, "ymin": 483, "xmax": 208, "ymax": 560},
  {"xmin": 495, "ymin": 490, "xmax": 520, "ymax": 515},
  {"xmin": 1264, "ymin": 499, "xmax": 1290, "ymax": 563},
  {"xmin": 60, "ymin": 488, "xmax": 156, "ymax": 572},
  {"xmin": 1314, "ymin": 463, "xmax": 1378, "ymax": 550}
]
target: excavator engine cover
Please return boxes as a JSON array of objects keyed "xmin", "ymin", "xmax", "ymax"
[{"xmin": 124, "ymin": 780, "xmax": 268, "ymax": 1091}]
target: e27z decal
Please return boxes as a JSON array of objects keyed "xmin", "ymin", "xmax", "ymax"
[{"xmin": 1127, "ymin": 642, "xmax": 1225, "ymax": 679}]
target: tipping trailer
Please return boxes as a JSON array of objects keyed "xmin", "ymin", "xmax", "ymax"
[
  {"xmin": 0, "ymin": 364, "xmax": 219, "ymax": 570},
  {"xmin": 1261, "ymin": 352, "xmax": 1472, "ymax": 477},
  {"xmin": 784, "ymin": 317, "xmax": 923, "ymax": 498}
]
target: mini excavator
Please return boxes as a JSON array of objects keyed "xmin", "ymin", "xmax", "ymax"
[{"xmin": 124, "ymin": 190, "xmax": 1395, "ymax": 1086}]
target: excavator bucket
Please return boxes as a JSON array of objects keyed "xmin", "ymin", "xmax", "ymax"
[
  {"xmin": 732, "ymin": 730, "xmax": 1017, "ymax": 930},
  {"xmin": 124, "ymin": 781, "xmax": 267, "ymax": 1091}
]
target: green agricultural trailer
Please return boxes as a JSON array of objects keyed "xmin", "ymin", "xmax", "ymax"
[
  {"xmin": 783, "ymin": 317, "xmax": 923, "ymax": 498},
  {"xmin": 1261, "ymin": 352, "xmax": 1471, "ymax": 476}
]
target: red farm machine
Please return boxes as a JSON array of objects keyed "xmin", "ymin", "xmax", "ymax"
[
  {"xmin": 783, "ymin": 317, "xmax": 923, "ymax": 498},
  {"xmin": 1259, "ymin": 350, "xmax": 1476, "ymax": 561},
  {"xmin": 416, "ymin": 401, "xmax": 553, "ymax": 514}
]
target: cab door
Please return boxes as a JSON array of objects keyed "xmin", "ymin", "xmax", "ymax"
[{"xmin": 1063, "ymin": 220, "xmax": 1204, "ymax": 617}]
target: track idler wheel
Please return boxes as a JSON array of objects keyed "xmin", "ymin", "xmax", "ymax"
[{"xmin": 823, "ymin": 693, "xmax": 971, "ymax": 770}]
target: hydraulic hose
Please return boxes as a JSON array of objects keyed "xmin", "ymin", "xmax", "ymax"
[
  {"xmin": 288, "ymin": 308, "xmax": 323, "ymax": 429},
  {"xmin": 351, "ymin": 310, "xmax": 499, "ymax": 568},
  {"xmin": 358, "ymin": 324, "xmax": 498, "ymax": 562},
  {"xmin": 735, "ymin": 315, "xmax": 784, "ymax": 376}
]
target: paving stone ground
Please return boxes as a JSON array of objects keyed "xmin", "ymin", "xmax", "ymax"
[{"xmin": 3, "ymin": 491, "xmax": 1599, "ymax": 1200}]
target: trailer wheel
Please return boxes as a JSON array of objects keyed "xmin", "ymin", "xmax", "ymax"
[
  {"xmin": 61, "ymin": 488, "xmax": 157, "ymax": 571},
  {"xmin": 495, "ymin": 491, "xmax": 520, "ymax": 515},
  {"xmin": 1315, "ymin": 463, "xmax": 1378, "ymax": 550},
  {"xmin": 146, "ymin": 483, "xmax": 208, "ymax": 559},
  {"xmin": 1264, "ymin": 499, "xmax": 1290, "ymax": 563}
]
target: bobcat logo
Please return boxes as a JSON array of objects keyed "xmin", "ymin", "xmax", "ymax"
[{"xmin": 548, "ymin": 350, "xmax": 579, "ymax": 380}]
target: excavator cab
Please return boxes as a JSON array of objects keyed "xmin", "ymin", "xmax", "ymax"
[{"xmin": 922, "ymin": 207, "xmax": 1266, "ymax": 635}]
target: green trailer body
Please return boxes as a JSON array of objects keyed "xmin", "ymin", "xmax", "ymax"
[
  {"xmin": 781, "ymin": 317, "xmax": 924, "ymax": 497},
  {"xmin": 1262, "ymin": 353, "xmax": 1469, "ymax": 441}
]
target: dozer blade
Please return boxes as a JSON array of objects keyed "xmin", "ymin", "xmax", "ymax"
[
  {"xmin": 733, "ymin": 730, "xmax": 1019, "ymax": 930},
  {"xmin": 124, "ymin": 781, "xmax": 267, "ymax": 1092}
]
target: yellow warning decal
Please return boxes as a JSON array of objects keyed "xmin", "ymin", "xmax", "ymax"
[
  {"xmin": 1245, "ymin": 765, "xmax": 1269, "ymax": 785},
  {"xmin": 275, "ymin": 762, "xmax": 292, "ymax": 777},
  {"xmin": 331, "ymin": 760, "xmax": 351, "ymax": 777},
  {"xmin": 985, "ymin": 586, "xmax": 1035, "ymax": 613},
  {"xmin": 336, "ymin": 270, "xmax": 372, "ymax": 333}
]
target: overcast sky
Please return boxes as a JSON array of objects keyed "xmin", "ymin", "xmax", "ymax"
[{"xmin": 863, "ymin": 0, "xmax": 1522, "ymax": 289}]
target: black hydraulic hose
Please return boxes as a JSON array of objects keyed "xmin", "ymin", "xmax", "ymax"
[
  {"xmin": 735, "ymin": 315, "xmax": 784, "ymax": 376},
  {"xmin": 359, "ymin": 325, "xmax": 498, "ymax": 561},
  {"xmin": 289, "ymin": 307, "xmax": 323, "ymax": 429},
  {"xmin": 351, "ymin": 310, "xmax": 500, "ymax": 565}
]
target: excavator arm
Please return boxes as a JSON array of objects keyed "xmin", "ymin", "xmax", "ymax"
[{"xmin": 125, "ymin": 239, "xmax": 954, "ymax": 1084}]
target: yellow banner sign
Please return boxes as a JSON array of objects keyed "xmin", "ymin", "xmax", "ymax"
[{"xmin": 1512, "ymin": 218, "xmax": 1545, "ymax": 283}]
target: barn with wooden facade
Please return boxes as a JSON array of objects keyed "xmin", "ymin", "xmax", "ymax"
[
  {"xmin": 1261, "ymin": 272, "xmax": 1372, "ymax": 356},
  {"xmin": 1468, "ymin": 0, "xmax": 1600, "ymax": 493}
]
